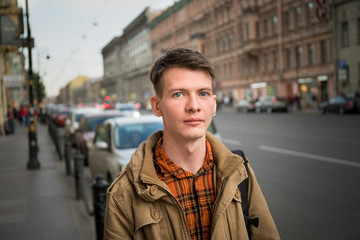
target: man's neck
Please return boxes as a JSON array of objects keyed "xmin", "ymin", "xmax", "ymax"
[{"xmin": 162, "ymin": 134, "xmax": 206, "ymax": 175}]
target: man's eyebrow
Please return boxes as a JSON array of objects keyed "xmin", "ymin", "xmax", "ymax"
[
  {"xmin": 168, "ymin": 88, "xmax": 186, "ymax": 92},
  {"xmin": 198, "ymin": 87, "xmax": 212, "ymax": 91}
]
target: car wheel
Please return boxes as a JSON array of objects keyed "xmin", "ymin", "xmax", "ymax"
[
  {"xmin": 267, "ymin": 107, "xmax": 272, "ymax": 114},
  {"xmin": 321, "ymin": 108, "xmax": 326, "ymax": 115},
  {"xmin": 339, "ymin": 107, "xmax": 344, "ymax": 115}
]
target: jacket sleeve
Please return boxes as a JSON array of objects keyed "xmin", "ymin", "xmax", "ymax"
[
  {"xmin": 247, "ymin": 163, "xmax": 281, "ymax": 240},
  {"xmin": 104, "ymin": 190, "xmax": 133, "ymax": 239}
]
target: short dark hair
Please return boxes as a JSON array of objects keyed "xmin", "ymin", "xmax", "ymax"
[{"xmin": 149, "ymin": 48, "xmax": 216, "ymax": 98}]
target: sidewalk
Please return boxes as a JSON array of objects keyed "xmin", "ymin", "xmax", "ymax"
[{"xmin": 0, "ymin": 124, "xmax": 95, "ymax": 240}]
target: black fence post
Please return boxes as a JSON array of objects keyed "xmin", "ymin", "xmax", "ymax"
[
  {"xmin": 92, "ymin": 174, "xmax": 109, "ymax": 240},
  {"xmin": 73, "ymin": 150, "xmax": 84, "ymax": 200},
  {"xmin": 64, "ymin": 140, "xmax": 72, "ymax": 176},
  {"xmin": 54, "ymin": 125, "xmax": 62, "ymax": 160}
]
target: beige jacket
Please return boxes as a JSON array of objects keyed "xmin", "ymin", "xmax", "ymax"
[{"xmin": 104, "ymin": 131, "xmax": 280, "ymax": 240}]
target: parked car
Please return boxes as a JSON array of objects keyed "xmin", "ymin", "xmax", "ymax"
[
  {"xmin": 65, "ymin": 107, "xmax": 102, "ymax": 146},
  {"xmin": 115, "ymin": 102, "xmax": 140, "ymax": 117},
  {"xmin": 255, "ymin": 96, "xmax": 288, "ymax": 113},
  {"xmin": 55, "ymin": 107, "xmax": 71, "ymax": 127},
  {"xmin": 89, "ymin": 116, "xmax": 222, "ymax": 181},
  {"xmin": 234, "ymin": 99, "xmax": 256, "ymax": 113},
  {"xmin": 89, "ymin": 115, "xmax": 163, "ymax": 181},
  {"xmin": 319, "ymin": 96, "xmax": 360, "ymax": 115},
  {"xmin": 74, "ymin": 110, "xmax": 123, "ymax": 165}
]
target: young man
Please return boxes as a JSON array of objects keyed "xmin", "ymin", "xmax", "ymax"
[{"xmin": 104, "ymin": 48, "xmax": 280, "ymax": 239}]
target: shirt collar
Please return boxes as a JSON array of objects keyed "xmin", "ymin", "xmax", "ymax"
[{"xmin": 153, "ymin": 137, "xmax": 214, "ymax": 179}]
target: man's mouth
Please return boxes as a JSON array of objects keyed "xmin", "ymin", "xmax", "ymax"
[{"xmin": 184, "ymin": 118, "xmax": 203, "ymax": 125}]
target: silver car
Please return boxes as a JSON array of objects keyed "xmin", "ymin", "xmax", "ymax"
[
  {"xmin": 255, "ymin": 96, "xmax": 288, "ymax": 113},
  {"xmin": 89, "ymin": 115, "xmax": 222, "ymax": 181},
  {"xmin": 88, "ymin": 115, "xmax": 163, "ymax": 181},
  {"xmin": 64, "ymin": 107, "xmax": 102, "ymax": 145}
]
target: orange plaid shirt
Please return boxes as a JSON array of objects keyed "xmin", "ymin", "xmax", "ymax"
[{"xmin": 153, "ymin": 138, "xmax": 215, "ymax": 239}]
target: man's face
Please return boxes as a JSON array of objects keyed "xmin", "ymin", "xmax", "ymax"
[{"xmin": 151, "ymin": 67, "xmax": 216, "ymax": 141}]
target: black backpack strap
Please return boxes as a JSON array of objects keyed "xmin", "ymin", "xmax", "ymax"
[{"xmin": 232, "ymin": 150, "xmax": 259, "ymax": 239}]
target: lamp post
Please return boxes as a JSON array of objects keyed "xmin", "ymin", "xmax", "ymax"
[{"xmin": 25, "ymin": 0, "xmax": 40, "ymax": 169}]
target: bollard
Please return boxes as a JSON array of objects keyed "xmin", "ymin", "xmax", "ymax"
[
  {"xmin": 64, "ymin": 140, "xmax": 72, "ymax": 176},
  {"xmin": 73, "ymin": 150, "xmax": 85, "ymax": 200},
  {"xmin": 54, "ymin": 126, "xmax": 63, "ymax": 160},
  {"xmin": 92, "ymin": 174, "xmax": 109, "ymax": 240}
]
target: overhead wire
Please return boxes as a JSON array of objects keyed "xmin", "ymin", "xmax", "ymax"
[{"xmin": 48, "ymin": 0, "xmax": 111, "ymax": 90}]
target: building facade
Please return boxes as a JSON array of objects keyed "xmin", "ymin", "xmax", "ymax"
[
  {"xmin": 121, "ymin": 7, "xmax": 154, "ymax": 105},
  {"xmin": 0, "ymin": 0, "xmax": 25, "ymax": 135},
  {"xmin": 101, "ymin": 36, "xmax": 124, "ymax": 103},
  {"xmin": 332, "ymin": 0, "xmax": 360, "ymax": 95},
  {"xmin": 149, "ymin": 0, "xmax": 336, "ymax": 108}
]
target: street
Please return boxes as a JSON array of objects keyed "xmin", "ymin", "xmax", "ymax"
[{"xmin": 215, "ymin": 109, "xmax": 360, "ymax": 240}]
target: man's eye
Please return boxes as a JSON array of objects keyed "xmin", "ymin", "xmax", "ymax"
[
  {"xmin": 200, "ymin": 92, "xmax": 209, "ymax": 97},
  {"xmin": 173, "ymin": 92, "xmax": 183, "ymax": 97}
]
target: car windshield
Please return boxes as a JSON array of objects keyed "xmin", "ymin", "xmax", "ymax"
[
  {"xmin": 114, "ymin": 122, "xmax": 163, "ymax": 149},
  {"xmin": 88, "ymin": 116, "xmax": 119, "ymax": 131},
  {"xmin": 75, "ymin": 113, "xmax": 85, "ymax": 122}
]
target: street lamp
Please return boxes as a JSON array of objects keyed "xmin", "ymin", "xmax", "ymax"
[{"xmin": 25, "ymin": 0, "xmax": 40, "ymax": 169}]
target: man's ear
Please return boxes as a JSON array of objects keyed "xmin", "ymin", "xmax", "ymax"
[
  {"xmin": 150, "ymin": 96, "xmax": 162, "ymax": 117},
  {"xmin": 213, "ymin": 95, "xmax": 217, "ymax": 113}
]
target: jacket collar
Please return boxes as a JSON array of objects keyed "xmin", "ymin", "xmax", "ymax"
[{"xmin": 126, "ymin": 131, "xmax": 243, "ymax": 188}]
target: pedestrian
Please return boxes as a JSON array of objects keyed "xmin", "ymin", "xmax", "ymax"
[
  {"xmin": 104, "ymin": 48, "xmax": 280, "ymax": 239},
  {"xmin": 7, "ymin": 106, "xmax": 15, "ymax": 134},
  {"xmin": 20, "ymin": 105, "xmax": 26, "ymax": 126},
  {"xmin": 295, "ymin": 91, "xmax": 302, "ymax": 111}
]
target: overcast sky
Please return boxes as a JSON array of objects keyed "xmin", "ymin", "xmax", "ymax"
[{"xmin": 19, "ymin": 0, "xmax": 174, "ymax": 97}]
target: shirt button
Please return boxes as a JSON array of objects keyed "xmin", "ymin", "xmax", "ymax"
[
  {"xmin": 150, "ymin": 185, "xmax": 158, "ymax": 196},
  {"xmin": 151, "ymin": 209, "xmax": 160, "ymax": 220},
  {"xmin": 235, "ymin": 188, "xmax": 241, "ymax": 199}
]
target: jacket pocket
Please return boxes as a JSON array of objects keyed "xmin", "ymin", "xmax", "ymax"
[{"xmin": 133, "ymin": 205, "xmax": 162, "ymax": 233}]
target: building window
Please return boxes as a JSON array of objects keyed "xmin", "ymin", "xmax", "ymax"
[
  {"xmin": 283, "ymin": 11, "xmax": 289, "ymax": 30},
  {"xmin": 358, "ymin": 18, "xmax": 360, "ymax": 44},
  {"xmin": 273, "ymin": 51, "xmax": 278, "ymax": 70},
  {"xmin": 256, "ymin": 21, "xmax": 260, "ymax": 38},
  {"xmin": 307, "ymin": 2, "xmax": 314, "ymax": 22},
  {"xmin": 308, "ymin": 43, "xmax": 314, "ymax": 65},
  {"xmin": 264, "ymin": 54, "xmax": 269, "ymax": 72},
  {"xmin": 295, "ymin": 6, "xmax": 302, "ymax": 27},
  {"xmin": 245, "ymin": 22, "xmax": 250, "ymax": 41},
  {"xmin": 264, "ymin": 19, "xmax": 268, "ymax": 36},
  {"xmin": 320, "ymin": 40, "xmax": 327, "ymax": 63},
  {"xmin": 286, "ymin": 49, "xmax": 291, "ymax": 68},
  {"xmin": 342, "ymin": 22, "xmax": 349, "ymax": 47},
  {"xmin": 272, "ymin": 16, "xmax": 278, "ymax": 34},
  {"xmin": 296, "ymin": 46, "xmax": 302, "ymax": 67},
  {"xmin": 239, "ymin": 25, "xmax": 243, "ymax": 44},
  {"xmin": 228, "ymin": 33, "xmax": 234, "ymax": 49}
]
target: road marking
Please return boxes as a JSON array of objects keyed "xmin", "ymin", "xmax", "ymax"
[
  {"xmin": 258, "ymin": 145, "xmax": 360, "ymax": 168},
  {"xmin": 222, "ymin": 138, "xmax": 241, "ymax": 146}
]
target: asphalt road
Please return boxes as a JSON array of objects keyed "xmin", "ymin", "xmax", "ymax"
[{"xmin": 214, "ymin": 110, "xmax": 360, "ymax": 240}]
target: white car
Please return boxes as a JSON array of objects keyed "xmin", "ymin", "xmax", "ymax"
[
  {"xmin": 88, "ymin": 115, "xmax": 222, "ymax": 181},
  {"xmin": 88, "ymin": 115, "xmax": 163, "ymax": 181},
  {"xmin": 115, "ymin": 102, "xmax": 140, "ymax": 118},
  {"xmin": 64, "ymin": 107, "xmax": 102, "ymax": 145}
]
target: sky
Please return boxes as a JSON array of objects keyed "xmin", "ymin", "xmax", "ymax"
[{"xmin": 18, "ymin": 0, "xmax": 175, "ymax": 97}]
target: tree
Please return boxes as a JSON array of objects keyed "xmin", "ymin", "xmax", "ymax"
[{"xmin": 32, "ymin": 72, "xmax": 46, "ymax": 103}]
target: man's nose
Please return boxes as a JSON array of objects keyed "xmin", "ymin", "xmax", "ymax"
[{"xmin": 186, "ymin": 94, "xmax": 200, "ymax": 112}]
